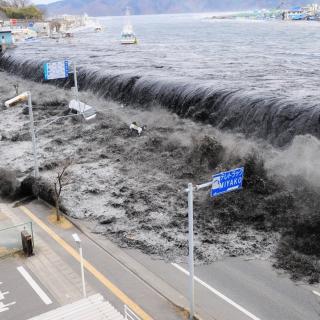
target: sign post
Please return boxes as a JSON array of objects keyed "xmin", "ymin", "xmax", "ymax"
[
  {"xmin": 187, "ymin": 183, "xmax": 195, "ymax": 319},
  {"xmin": 186, "ymin": 167, "xmax": 244, "ymax": 319},
  {"xmin": 73, "ymin": 61, "xmax": 79, "ymax": 102}
]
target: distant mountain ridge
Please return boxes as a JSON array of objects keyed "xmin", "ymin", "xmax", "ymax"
[{"xmin": 39, "ymin": 0, "xmax": 317, "ymax": 17}]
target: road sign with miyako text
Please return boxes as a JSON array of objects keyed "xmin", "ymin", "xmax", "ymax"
[{"xmin": 211, "ymin": 167, "xmax": 244, "ymax": 197}]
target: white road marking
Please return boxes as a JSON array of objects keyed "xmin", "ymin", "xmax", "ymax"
[
  {"xmin": 312, "ymin": 290, "xmax": 320, "ymax": 297},
  {"xmin": 17, "ymin": 266, "xmax": 52, "ymax": 305},
  {"xmin": 172, "ymin": 263, "xmax": 261, "ymax": 320},
  {"xmin": 0, "ymin": 290, "xmax": 9, "ymax": 300},
  {"xmin": 0, "ymin": 301, "xmax": 16, "ymax": 313}
]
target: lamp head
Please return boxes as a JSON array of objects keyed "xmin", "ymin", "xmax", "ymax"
[{"xmin": 72, "ymin": 233, "xmax": 81, "ymax": 243}]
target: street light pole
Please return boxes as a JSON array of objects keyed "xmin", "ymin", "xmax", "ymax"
[
  {"xmin": 79, "ymin": 244, "xmax": 86, "ymax": 298},
  {"xmin": 27, "ymin": 92, "xmax": 39, "ymax": 178},
  {"xmin": 72, "ymin": 233, "xmax": 86, "ymax": 298}
]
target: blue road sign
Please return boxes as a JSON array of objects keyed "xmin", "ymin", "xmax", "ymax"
[
  {"xmin": 44, "ymin": 60, "xmax": 69, "ymax": 80},
  {"xmin": 211, "ymin": 167, "xmax": 244, "ymax": 197}
]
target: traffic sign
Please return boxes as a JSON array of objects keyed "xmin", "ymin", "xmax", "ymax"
[
  {"xmin": 211, "ymin": 167, "xmax": 244, "ymax": 197},
  {"xmin": 43, "ymin": 60, "xmax": 69, "ymax": 80}
]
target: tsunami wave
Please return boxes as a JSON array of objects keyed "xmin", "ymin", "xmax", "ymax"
[{"xmin": 1, "ymin": 52, "xmax": 319, "ymax": 147}]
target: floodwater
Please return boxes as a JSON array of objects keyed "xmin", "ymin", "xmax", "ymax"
[
  {"xmin": 1, "ymin": 14, "xmax": 320, "ymax": 281},
  {"xmin": 2, "ymin": 14, "xmax": 320, "ymax": 145},
  {"xmin": 7, "ymin": 14, "xmax": 320, "ymax": 101}
]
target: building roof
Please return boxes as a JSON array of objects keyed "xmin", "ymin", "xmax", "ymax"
[{"xmin": 27, "ymin": 294, "xmax": 125, "ymax": 320}]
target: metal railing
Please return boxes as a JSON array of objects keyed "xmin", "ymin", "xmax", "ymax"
[
  {"xmin": 0, "ymin": 222, "xmax": 33, "ymax": 257},
  {"xmin": 124, "ymin": 305, "xmax": 141, "ymax": 320}
]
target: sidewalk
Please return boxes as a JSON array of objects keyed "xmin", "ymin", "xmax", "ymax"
[
  {"xmin": 0, "ymin": 199, "xmax": 185, "ymax": 320},
  {"xmin": 1, "ymin": 202, "xmax": 96, "ymax": 305}
]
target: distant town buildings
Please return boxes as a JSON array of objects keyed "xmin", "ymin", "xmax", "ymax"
[
  {"xmin": 210, "ymin": 3, "xmax": 320, "ymax": 21},
  {"xmin": 0, "ymin": 12, "xmax": 89, "ymax": 44},
  {"xmin": 283, "ymin": 3, "xmax": 320, "ymax": 20}
]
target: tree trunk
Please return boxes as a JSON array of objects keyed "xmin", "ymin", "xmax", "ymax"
[{"xmin": 55, "ymin": 198, "xmax": 60, "ymax": 222}]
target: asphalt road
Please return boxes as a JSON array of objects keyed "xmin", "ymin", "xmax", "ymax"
[
  {"xmin": 124, "ymin": 246, "xmax": 320, "ymax": 320},
  {"xmin": 1, "ymin": 200, "xmax": 183, "ymax": 320},
  {"xmin": 2, "ymin": 198, "xmax": 320, "ymax": 320},
  {"xmin": 0, "ymin": 258, "xmax": 58, "ymax": 320}
]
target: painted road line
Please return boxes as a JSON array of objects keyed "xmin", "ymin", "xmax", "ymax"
[
  {"xmin": 0, "ymin": 290, "xmax": 9, "ymax": 300},
  {"xmin": 17, "ymin": 266, "xmax": 53, "ymax": 305},
  {"xmin": 172, "ymin": 263, "xmax": 261, "ymax": 320},
  {"xmin": 312, "ymin": 290, "xmax": 320, "ymax": 297},
  {"xmin": 0, "ymin": 301, "xmax": 16, "ymax": 313},
  {"xmin": 19, "ymin": 206, "xmax": 153, "ymax": 320}
]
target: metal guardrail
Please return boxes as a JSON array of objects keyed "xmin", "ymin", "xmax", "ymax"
[
  {"xmin": 124, "ymin": 305, "xmax": 141, "ymax": 320},
  {"xmin": 0, "ymin": 222, "xmax": 33, "ymax": 257}
]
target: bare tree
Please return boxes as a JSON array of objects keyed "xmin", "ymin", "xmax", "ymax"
[
  {"xmin": 53, "ymin": 160, "xmax": 72, "ymax": 222},
  {"xmin": 5, "ymin": 0, "xmax": 29, "ymax": 7}
]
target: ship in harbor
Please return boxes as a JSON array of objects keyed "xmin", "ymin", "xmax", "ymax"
[{"xmin": 121, "ymin": 7, "xmax": 137, "ymax": 45}]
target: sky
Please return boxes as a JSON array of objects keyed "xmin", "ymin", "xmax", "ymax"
[{"xmin": 32, "ymin": 0, "xmax": 57, "ymax": 4}]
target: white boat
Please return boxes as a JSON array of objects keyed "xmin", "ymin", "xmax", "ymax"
[
  {"xmin": 93, "ymin": 19, "xmax": 103, "ymax": 32},
  {"xmin": 121, "ymin": 7, "xmax": 137, "ymax": 45}
]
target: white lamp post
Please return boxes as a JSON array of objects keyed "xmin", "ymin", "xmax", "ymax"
[
  {"xmin": 5, "ymin": 91, "xmax": 39, "ymax": 178},
  {"xmin": 72, "ymin": 233, "xmax": 86, "ymax": 298}
]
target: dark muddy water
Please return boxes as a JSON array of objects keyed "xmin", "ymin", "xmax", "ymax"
[{"xmin": 2, "ymin": 14, "xmax": 320, "ymax": 145}]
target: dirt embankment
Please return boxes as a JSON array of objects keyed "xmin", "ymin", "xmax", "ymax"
[{"xmin": 1, "ymin": 70, "xmax": 320, "ymax": 283}]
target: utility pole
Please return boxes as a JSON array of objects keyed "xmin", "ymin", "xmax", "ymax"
[{"xmin": 27, "ymin": 92, "xmax": 39, "ymax": 179}]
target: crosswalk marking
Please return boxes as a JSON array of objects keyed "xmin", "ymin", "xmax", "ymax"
[
  {"xmin": 0, "ymin": 283, "xmax": 16, "ymax": 313},
  {"xmin": 17, "ymin": 266, "xmax": 53, "ymax": 305}
]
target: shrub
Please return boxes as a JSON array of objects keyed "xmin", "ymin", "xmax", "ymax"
[
  {"xmin": 0, "ymin": 168, "xmax": 19, "ymax": 197},
  {"xmin": 0, "ymin": 6, "xmax": 43, "ymax": 20}
]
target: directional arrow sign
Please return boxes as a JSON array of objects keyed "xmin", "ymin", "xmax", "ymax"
[{"xmin": 211, "ymin": 167, "xmax": 244, "ymax": 197}]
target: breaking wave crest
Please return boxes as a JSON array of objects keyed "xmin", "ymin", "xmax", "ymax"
[{"xmin": 1, "ymin": 52, "xmax": 319, "ymax": 147}]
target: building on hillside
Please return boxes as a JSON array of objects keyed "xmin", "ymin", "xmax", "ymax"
[{"xmin": 0, "ymin": 30, "xmax": 13, "ymax": 52}]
